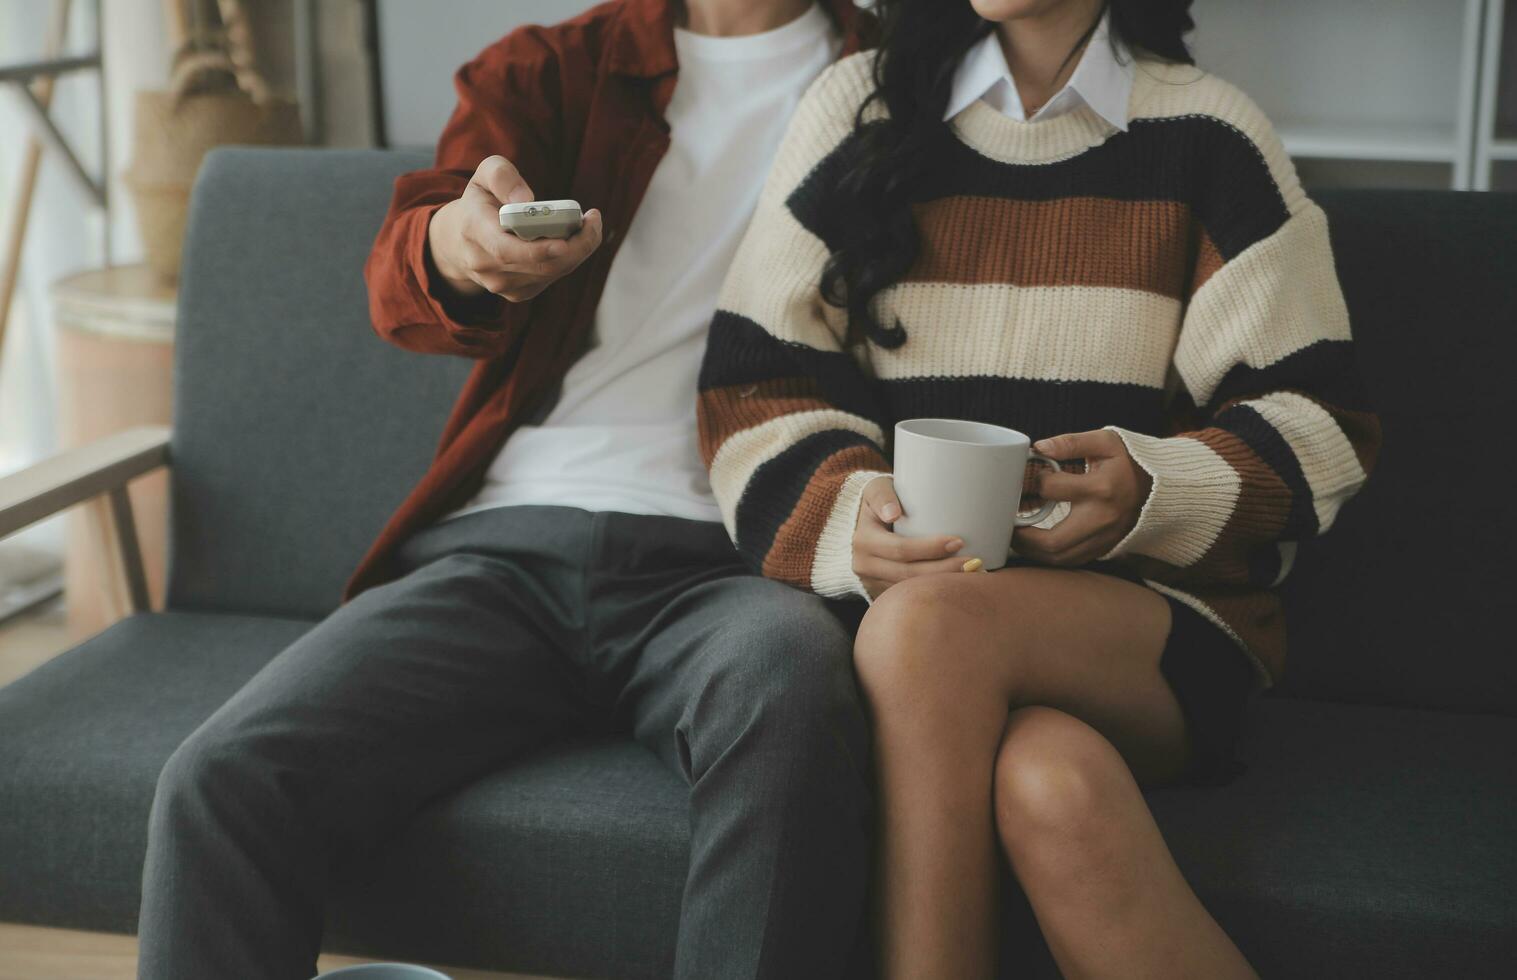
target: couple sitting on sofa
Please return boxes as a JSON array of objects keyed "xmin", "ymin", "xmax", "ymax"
[{"xmin": 134, "ymin": 0, "xmax": 1378, "ymax": 977}]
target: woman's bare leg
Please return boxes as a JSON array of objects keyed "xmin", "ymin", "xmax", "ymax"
[
  {"xmin": 853, "ymin": 567, "xmax": 1254, "ymax": 980},
  {"xmin": 995, "ymin": 706, "xmax": 1255, "ymax": 979}
]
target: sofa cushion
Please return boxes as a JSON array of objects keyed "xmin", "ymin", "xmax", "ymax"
[
  {"xmin": 1147, "ymin": 695, "xmax": 1517, "ymax": 979},
  {"xmin": 1004, "ymin": 694, "xmax": 1517, "ymax": 978},
  {"xmin": 5, "ymin": 614, "xmax": 1512, "ymax": 978},
  {"xmin": 1283, "ymin": 192, "xmax": 1517, "ymax": 714},
  {"xmin": 0, "ymin": 612, "xmax": 313, "ymax": 931},
  {"xmin": 0, "ymin": 611, "xmax": 688, "ymax": 978},
  {"xmin": 322, "ymin": 741, "xmax": 687, "ymax": 979}
]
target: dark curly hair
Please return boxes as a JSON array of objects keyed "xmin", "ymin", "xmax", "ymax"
[{"xmin": 820, "ymin": 0, "xmax": 1196, "ymax": 348}]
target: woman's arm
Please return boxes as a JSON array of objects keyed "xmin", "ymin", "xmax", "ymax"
[
  {"xmin": 700, "ymin": 58, "xmax": 964, "ymax": 599},
  {"xmin": 1021, "ymin": 98, "xmax": 1380, "ymax": 587}
]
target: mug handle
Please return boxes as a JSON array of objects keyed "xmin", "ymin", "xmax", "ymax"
[{"xmin": 1013, "ymin": 454, "xmax": 1063, "ymax": 527}]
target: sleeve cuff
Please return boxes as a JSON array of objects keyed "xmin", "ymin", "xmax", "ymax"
[
  {"xmin": 408, "ymin": 204, "xmax": 521, "ymax": 340},
  {"xmin": 809, "ymin": 470, "xmax": 890, "ymax": 602},
  {"xmin": 1100, "ymin": 426, "xmax": 1242, "ymax": 568}
]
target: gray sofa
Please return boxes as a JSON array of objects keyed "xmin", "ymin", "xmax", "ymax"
[{"xmin": 1, "ymin": 148, "xmax": 1514, "ymax": 979}]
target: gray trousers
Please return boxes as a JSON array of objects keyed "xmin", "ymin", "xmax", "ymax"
[{"xmin": 135, "ymin": 506, "xmax": 872, "ymax": 980}]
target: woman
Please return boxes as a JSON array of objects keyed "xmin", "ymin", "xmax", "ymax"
[{"xmin": 698, "ymin": 0, "xmax": 1379, "ymax": 976}]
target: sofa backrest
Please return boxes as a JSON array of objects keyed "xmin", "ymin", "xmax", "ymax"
[
  {"xmin": 1281, "ymin": 191, "xmax": 1517, "ymax": 715},
  {"xmin": 167, "ymin": 153, "xmax": 1516, "ymax": 714},
  {"xmin": 167, "ymin": 148, "xmax": 467, "ymax": 620}
]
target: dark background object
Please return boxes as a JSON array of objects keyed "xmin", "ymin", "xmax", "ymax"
[{"xmin": 1279, "ymin": 190, "xmax": 1517, "ymax": 715}]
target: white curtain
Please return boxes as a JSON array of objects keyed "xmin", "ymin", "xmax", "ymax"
[{"xmin": 0, "ymin": 0, "xmax": 164, "ymax": 558}]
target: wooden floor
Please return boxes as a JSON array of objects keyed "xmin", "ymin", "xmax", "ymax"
[
  {"xmin": 0, "ymin": 923, "xmax": 557, "ymax": 980},
  {"xmin": 0, "ymin": 595, "xmax": 69, "ymax": 689}
]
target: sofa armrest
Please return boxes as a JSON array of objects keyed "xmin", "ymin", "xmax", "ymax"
[{"xmin": 0, "ymin": 426, "xmax": 171, "ymax": 612}]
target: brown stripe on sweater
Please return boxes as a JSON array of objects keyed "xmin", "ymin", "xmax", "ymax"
[
  {"xmin": 1191, "ymin": 227, "xmax": 1225, "ymax": 295},
  {"xmin": 1121, "ymin": 428, "xmax": 1291, "ymax": 587},
  {"xmin": 1187, "ymin": 427, "xmax": 1293, "ymax": 582},
  {"xmin": 697, "ymin": 377, "xmax": 830, "ymax": 465},
  {"xmin": 906, "ymin": 196, "xmax": 1192, "ymax": 298},
  {"xmin": 762, "ymin": 443, "xmax": 888, "ymax": 585}
]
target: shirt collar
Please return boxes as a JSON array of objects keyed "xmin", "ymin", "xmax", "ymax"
[
  {"xmin": 608, "ymin": 0, "xmax": 872, "ymax": 79},
  {"xmin": 944, "ymin": 11, "xmax": 1134, "ymax": 131}
]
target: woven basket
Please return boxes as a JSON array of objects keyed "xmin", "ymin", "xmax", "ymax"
[{"xmin": 125, "ymin": 53, "xmax": 302, "ymax": 282}]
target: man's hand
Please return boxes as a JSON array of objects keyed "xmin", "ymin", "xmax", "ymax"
[
  {"xmin": 853, "ymin": 476, "xmax": 972, "ymax": 600},
  {"xmin": 427, "ymin": 155, "xmax": 604, "ymax": 303},
  {"xmin": 1012, "ymin": 430, "xmax": 1153, "ymax": 566}
]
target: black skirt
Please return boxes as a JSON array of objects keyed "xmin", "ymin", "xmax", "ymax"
[
  {"xmin": 1154, "ymin": 591, "xmax": 1255, "ymax": 786},
  {"xmin": 1012, "ymin": 557, "xmax": 1257, "ymax": 786}
]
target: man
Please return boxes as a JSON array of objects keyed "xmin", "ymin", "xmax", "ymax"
[{"xmin": 134, "ymin": 2, "xmax": 876, "ymax": 978}]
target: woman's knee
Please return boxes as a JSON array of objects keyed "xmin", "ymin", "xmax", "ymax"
[
  {"xmin": 993, "ymin": 706, "xmax": 1134, "ymax": 862},
  {"xmin": 853, "ymin": 572, "xmax": 1033, "ymax": 711}
]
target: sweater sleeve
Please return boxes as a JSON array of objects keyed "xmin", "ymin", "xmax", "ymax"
[
  {"xmin": 363, "ymin": 28, "xmax": 566, "ymax": 359},
  {"xmin": 698, "ymin": 58, "xmax": 890, "ymax": 600},
  {"xmin": 1103, "ymin": 103, "xmax": 1381, "ymax": 588}
]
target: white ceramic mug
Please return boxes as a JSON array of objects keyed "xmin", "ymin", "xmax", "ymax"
[{"xmin": 891, "ymin": 418, "xmax": 1063, "ymax": 571}]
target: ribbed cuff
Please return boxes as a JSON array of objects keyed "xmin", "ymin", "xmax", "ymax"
[
  {"xmin": 411, "ymin": 203, "xmax": 521, "ymax": 340},
  {"xmin": 809, "ymin": 470, "xmax": 890, "ymax": 601},
  {"xmin": 1101, "ymin": 427, "xmax": 1241, "ymax": 568}
]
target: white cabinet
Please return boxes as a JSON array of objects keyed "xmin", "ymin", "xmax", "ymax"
[{"xmin": 1194, "ymin": 0, "xmax": 1515, "ymax": 191}]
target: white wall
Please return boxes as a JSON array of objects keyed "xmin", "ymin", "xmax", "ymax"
[
  {"xmin": 378, "ymin": 0, "xmax": 596, "ymax": 148},
  {"xmin": 1191, "ymin": 0, "xmax": 1467, "ymax": 132}
]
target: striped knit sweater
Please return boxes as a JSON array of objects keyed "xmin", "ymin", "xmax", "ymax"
[{"xmin": 697, "ymin": 52, "xmax": 1381, "ymax": 685}]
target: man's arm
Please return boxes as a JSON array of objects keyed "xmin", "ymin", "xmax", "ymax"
[{"xmin": 364, "ymin": 28, "xmax": 602, "ymax": 359}]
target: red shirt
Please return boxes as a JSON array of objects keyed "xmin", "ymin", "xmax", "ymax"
[{"xmin": 349, "ymin": 0, "xmax": 869, "ymax": 599}]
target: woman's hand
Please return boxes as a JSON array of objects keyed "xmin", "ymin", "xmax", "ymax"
[
  {"xmin": 1012, "ymin": 430, "xmax": 1153, "ymax": 566},
  {"xmin": 427, "ymin": 155, "xmax": 604, "ymax": 303},
  {"xmin": 854, "ymin": 476, "xmax": 973, "ymax": 600}
]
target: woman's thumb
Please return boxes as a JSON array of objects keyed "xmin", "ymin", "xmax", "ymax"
[{"xmin": 863, "ymin": 475, "xmax": 902, "ymax": 523}]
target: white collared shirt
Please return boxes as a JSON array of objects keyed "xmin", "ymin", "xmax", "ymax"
[{"xmin": 944, "ymin": 11, "xmax": 1134, "ymax": 130}]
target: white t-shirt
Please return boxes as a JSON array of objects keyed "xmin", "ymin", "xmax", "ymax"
[{"xmin": 446, "ymin": 5, "xmax": 841, "ymax": 525}]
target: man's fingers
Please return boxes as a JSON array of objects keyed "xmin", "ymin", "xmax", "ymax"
[
  {"xmin": 856, "ymin": 521, "xmax": 962, "ymax": 562},
  {"xmin": 531, "ymin": 210, "xmax": 603, "ymax": 272},
  {"xmin": 1033, "ymin": 428, "xmax": 1120, "ymax": 462},
  {"xmin": 861, "ymin": 475, "xmax": 902, "ymax": 524},
  {"xmin": 484, "ymin": 211, "xmax": 603, "ymax": 276},
  {"xmin": 474, "ymin": 155, "xmax": 533, "ymax": 205},
  {"xmin": 568, "ymin": 209, "xmax": 605, "ymax": 263}
]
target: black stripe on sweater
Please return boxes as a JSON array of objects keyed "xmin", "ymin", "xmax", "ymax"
[
  {"xmin": 1207, "ymin": 339, "xmax": 1370, "ymax": 413},
  {"xmin": 734, "ymin": 428, "xmax": 878, "ymax": 566},
  {"xmin": 700, "ymin": 311, "xmax": 888, "ymax": 423},
  {"xmin": 878, "ymin": 376, "xmax": 1168, "ymax": 446},
  {"xmin": 1213, "ymin": 401, "xmax": 1319, "ymax": 539},
  {"xmin": 789, "ymin": 115, "xmax": 1291, "ymax": 265}
]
